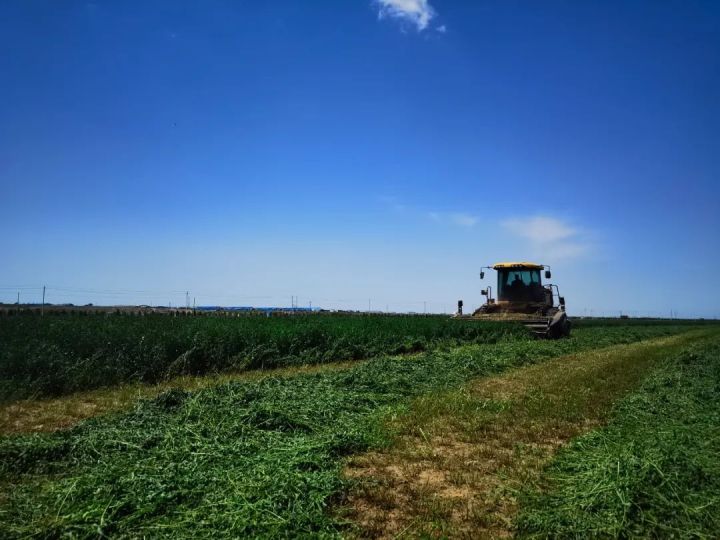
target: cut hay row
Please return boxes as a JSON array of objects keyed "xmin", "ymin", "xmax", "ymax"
[
  {"xmin": 0, "ymin": 324, "xmax": 699, "ymax": 538},
  {"xmin": 516, "ymin": 331, "xmax": 720, "ymax": 537},
  {"xmin": 342, "ymin": 329, "xmax": 718, "ymax": 537}
]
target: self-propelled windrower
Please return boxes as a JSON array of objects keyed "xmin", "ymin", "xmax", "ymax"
[{"xmin": 455, "ymin": 262, "xmax": 571, "ymax": 338}]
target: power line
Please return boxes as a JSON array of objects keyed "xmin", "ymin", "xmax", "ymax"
[{"xmin": 0, "ymin": 286, "xmax": 42, "ymax": 291}]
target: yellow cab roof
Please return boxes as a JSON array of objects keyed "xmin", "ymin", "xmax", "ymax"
[{"xmin": 492, "ymin": 262, "xmax": 543, "ymax": 270}]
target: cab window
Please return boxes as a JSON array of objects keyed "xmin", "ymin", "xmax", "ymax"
[{"xmin": 497, "ymin": 269, "xmax": 543, "ymax": 301}]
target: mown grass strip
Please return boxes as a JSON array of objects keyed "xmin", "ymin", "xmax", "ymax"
[
  {"xmin": 342, "ymin": 328, "xmax": 719, "ymax": 538},
  {"xmin": 0, "ymin": 360, "xmax": 364, "ymax": 435},
  {"xmin": 0, "ymin": 325, "xmax": 700, "ymax": 538},
  {"xmin": 516, "ymin": 332, "xmax": 720, "ymax": 538}
]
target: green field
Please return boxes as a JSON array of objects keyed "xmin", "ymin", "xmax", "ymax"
[
  {"xmin": 0, "ymin": 313, "xmax": 527, "ymax": 402},
  {"xmin": 516, "ymin": 334, "xmax": 720, "ymax": 537},
  {"xmin": 1, "ymin": 315, "xmax": 716, "ymax": 538}
]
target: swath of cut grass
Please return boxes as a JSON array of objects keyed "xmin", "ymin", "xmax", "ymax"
[
  {"xmin": 0, "ymin": 359, "xmax": 363, "ymax": 435},
  {"xmin": 515, "ymin": 333, "xmax": 720, "ymax": 538},
  {"xmin": 341, "ymin": 328, "xmax": 719, "ymax": 539},
  {"xmin": 0, "ymin": 325, "xmax": 703, "ymax": 537}
]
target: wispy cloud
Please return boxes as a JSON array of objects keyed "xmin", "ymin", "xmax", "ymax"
[
  {"xmin": 380, "ymin": 199, "xmax": 477, "ymax": 228},
  {"xmin": 450, "ymin": 213, "xmax": 478, "ymax": 227},
  {"xmin": 374, "ymin": 0, "xmax": 436, "ymax": 31},
  {"xmin": 504, "ymin": 216, "xmax": 575, "ymax": 243},
  {"xmin": 378, "ymin": 195, "xmax": 407, "ymax": 212},
  {"xmin": 426, "ymin": 211, "xmax": 479, "ymax": 227},
  {"xmin": 502, "ymin": 216, "xmax": 591, "ymax": 261}
]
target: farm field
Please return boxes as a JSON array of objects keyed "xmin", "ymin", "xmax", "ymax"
[
  {"xmin": 0, "ymin": 316, "xmax": 717, "ymax": 538},
  {"xmin": 0, "ymin": 313, "xmax": 528, "ymax": 402},
  {"xmin": 345, "ymin": 328, "xmax": 719, "ymax": 537},
  {"xmin": 5, "ymin": 0, "xmax": 718, "ymax": 538},
  {"xmin": 516, "ymin": 334, "xmax": 720, "ymax": 537}
]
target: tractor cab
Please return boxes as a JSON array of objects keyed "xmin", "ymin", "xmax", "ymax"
[
  {"xmin": 478, "ymin": 262, "xmax": 562, "ymax": 310},
  {"xmin": 496, "ymin": 264, "xmax": 546, "ymax": 303}
]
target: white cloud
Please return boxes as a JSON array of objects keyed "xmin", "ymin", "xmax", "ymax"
[
  {"xmin": 502, "ymin": 216, "xmax": 591, "ymax": 261},
  {"xmin": 503, "ymin": 216, "xmax": 575, "ymax": 243},
  {"xmin": 378, "ymin": 195, "xmax": 407, "ymax": 212},
  {"xmin": 375, "ymin": 0, "xmax": 436, "ymax": 31},
  {"xmin": 427, "ymin": 211, "xmax": 478, "ymax": 227},
  {"xmin": 450, "ymin": 213, "xmax": 478, "ymax": 227},
  {"xmin": 436, "ymin": 25, "xmax": 446, "ymax": 33}
]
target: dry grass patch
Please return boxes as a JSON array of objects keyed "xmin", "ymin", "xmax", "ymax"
[
  {"xmin": 0, "ymin": 360, "xmax": 362, "ymax": 434},
  {"xmin": 343, "ymin": 331, "xmax": 709, "ymax": 539}
]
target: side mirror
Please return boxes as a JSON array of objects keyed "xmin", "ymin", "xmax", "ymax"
[
  {"xmin": 481, "ymin": 289, "xmax": 488, "ymax": 296},
  {"xmin": 559, "ymin": 296, "xmax": 565, "ymax": 306},
  {"xmin": 545, "ymin": 270, "xmax": 551, "ymax": 279},
  {"xmin": 480, "ymin": 271, "xmax": 485, "ymax": 279}
]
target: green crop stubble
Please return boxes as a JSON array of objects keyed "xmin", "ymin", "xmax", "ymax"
[
  {"xmin": 0, "ymin": 325, "xmax": 702, "ymax": 538},
  {"xmin": 516, "ymin": 332, "xmax": 720, "ymax": 538}
]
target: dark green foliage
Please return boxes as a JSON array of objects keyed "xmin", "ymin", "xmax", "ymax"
[
  {"xmin": 571, "ymin": 317, "xmax": 713, "ymax": 329},
  {"xmin": 516, "ymin": 336, "xmax": 720, "ymax": 538},
  {"xmin": 0, "ymin": 325, "xmax": 694, "ymax": 538},
  {"xmin": 0, "ymin": 314, "xmax": 528, "ymax": 401}
]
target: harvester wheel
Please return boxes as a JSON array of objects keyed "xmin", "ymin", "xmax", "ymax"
[{"xmin": 548, "ymin": 311, "xmax": 571, "ymax": 339}]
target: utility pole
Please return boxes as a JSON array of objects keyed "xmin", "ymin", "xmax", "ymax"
[
  {"xmin": 309, "ymin": 300, "xmax": 312, "ymax": 310},
  {"xmin": 193, "ymin": 297, "xmax": 196, "ymax": 311},
  {"xmin": 186, "ymin": 291, "xmax": 190, "ymax": 309},
  {"xmin": 16, "ymin": 291, "xmax": 19, "ymax": 305},
  {"xmin": 368, "ymin": 299, "xmax": 371, "ymax": 312},
  {"xmin": 423, "ymin": 301, "xmax": 427, "ymax": 314},
  {"xmin": 42, "ymin": 285, "xmax": 46, "ymax": 316}
]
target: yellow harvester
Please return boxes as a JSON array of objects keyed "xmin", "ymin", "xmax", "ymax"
[{"xmin": 456, "ymin": 262, "xmax": 571, "ymax": 338}]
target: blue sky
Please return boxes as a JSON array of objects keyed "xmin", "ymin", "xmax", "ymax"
[{"xmin": 1, "ymin": 0, "xmax": 719, "ymax": 317}]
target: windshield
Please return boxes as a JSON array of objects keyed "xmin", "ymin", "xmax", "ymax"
[{"xmin": 497, "ymin": 269, "xmax": 544, "ymax": 302}]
